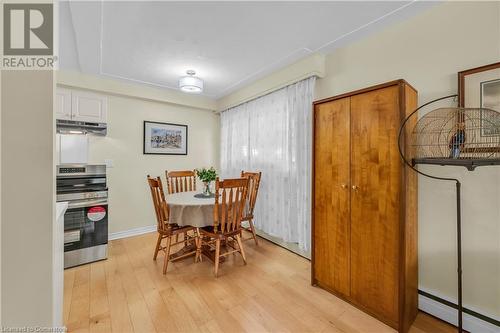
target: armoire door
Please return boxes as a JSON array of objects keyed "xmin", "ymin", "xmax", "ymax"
[
  {"xmin": 313, "ymin": 97, "xmax": 351, "ymax": 297},
  {"xmin": 350, "ymin": 85, "xmax": 401, "ymax": 325}
]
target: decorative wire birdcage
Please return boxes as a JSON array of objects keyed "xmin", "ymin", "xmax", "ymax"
[
  {"xmin": 410, "ymin": 107, "xmax": 500, "ymax": 170},
  {"xmin": 398, "ymin": 95, "xmax": 500, "ymax": 333}
]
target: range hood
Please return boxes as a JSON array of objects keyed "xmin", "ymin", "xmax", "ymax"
[{"xmin": 56, "ymin": 119, "xmax": 107, "ymax": 136}]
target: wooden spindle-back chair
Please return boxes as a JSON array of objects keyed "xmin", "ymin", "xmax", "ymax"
[
  {"xmin": 240, "ymin": 171, "xmax": 262, "ymax": 245},
  {"xmin": 197, "ymin": 177, "xmax": 249, "ymax": 277},
  {"xmin": 147, "ymin": 175, "xmax": 198, "ymax": 274},
  {"xmin": 165, "ymin": 170, "xmax": 196, "ymax": 193}
]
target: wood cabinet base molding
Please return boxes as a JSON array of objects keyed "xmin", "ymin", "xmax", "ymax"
[{"xmin": 312, "ymin": 80, "xmax": 418, "ymax": 333}]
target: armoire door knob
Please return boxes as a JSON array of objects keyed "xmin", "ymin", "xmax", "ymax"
[
  {"xmin": 341, "ymin": 184, "xmax": 347, "ymax": 189},
  {"xmin": 352, "ymin": 185, "xmax": 359, "ymax": 190}
]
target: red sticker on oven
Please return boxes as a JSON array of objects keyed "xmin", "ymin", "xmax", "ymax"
[{"xmin": 88, "ymin": 206, "xmax": 106, "ymax": 222}]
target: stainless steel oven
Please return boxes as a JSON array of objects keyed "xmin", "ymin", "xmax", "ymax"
[{"xmin": 57, "ymin": 165, "xmax": 108, "ymax": 268}]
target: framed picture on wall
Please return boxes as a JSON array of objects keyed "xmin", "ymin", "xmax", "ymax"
[
  {"xmin": 143, "ymin": 121, "xmax": 188, "ymax": 155},
  {"xmin": 458, "ymin": 62, "xmax": 500, "ymax": 136}
]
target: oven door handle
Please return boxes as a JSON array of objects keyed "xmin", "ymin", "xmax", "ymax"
[{"xmin": 68, "ymin": 199, "xmax": 108, "ymax": 209}]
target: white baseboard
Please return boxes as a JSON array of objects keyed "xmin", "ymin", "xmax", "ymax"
[
  {"xmin": 109, "ymin": 225, "xmax": 156, "ymax": 241},
  {"xmin": 419, "ymin": 293, "xmax": 500, "ymax": 333}
]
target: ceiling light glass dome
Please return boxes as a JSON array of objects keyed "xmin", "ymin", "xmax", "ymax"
[{"xmin": 179, "ymin": 70, "xmax": 203, "ymax": 93}]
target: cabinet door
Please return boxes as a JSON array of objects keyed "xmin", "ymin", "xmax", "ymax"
[
  {"xmin": 313, "ymin": 97, "xmax": 351, "ymax": 297},
  {"xmin": 71, "ymin": 90, "xmax": 108, "ymax": 123},
  {"xmin": 350, "ymin": 85, "xmax": 401, "ymax": 325},
  {"xmin": 55, "ymin": 88, "xmax": 72, "ymax": 120}
]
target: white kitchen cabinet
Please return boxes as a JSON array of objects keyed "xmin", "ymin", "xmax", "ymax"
[
  {"xmin": 55, "ymin": 88, "xmax": 72, "ymax": 120},
  {"xmin": 56, "ymin": 88, "xmax": 108, "ymax": 123},
  {"xmin": 71, "ymin": 90, "xmax": 108, "ymax": 123}
]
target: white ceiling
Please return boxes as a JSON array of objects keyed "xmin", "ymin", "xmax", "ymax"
[{"xmin": 58, "ymin": 1, "xmax": 435, "ymax": 99}]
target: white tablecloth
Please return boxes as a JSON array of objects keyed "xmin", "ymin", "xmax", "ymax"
[{"xmin": 166, "ymin": 191, "xmax": 215, "ymax": 228}]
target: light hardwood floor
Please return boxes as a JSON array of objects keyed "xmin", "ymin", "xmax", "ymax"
[{"xmin": 64, "ymin": 232, "xmax": 456, "ymax": 333}]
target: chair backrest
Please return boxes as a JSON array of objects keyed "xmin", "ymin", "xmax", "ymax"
[
  {"xmin": 165, "ymin": 170, "xmax": 196, "ymax": 193},
  {"xmin": 147, "ymin": 175, "xmax": 169, "ymax": 233},
  {"xmin": 213, "ymin": 177, "xmax": 249, "ymax": 234},
  {"xmin": 241, "ymin": 171, "xmax": 262, "ymax": 218}
]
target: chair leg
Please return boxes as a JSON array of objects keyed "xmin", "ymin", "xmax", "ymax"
[
  {"xmin": 153, "ymin": 233, "xmax": 162, "ymax": 261},
  {"xmin": 248, "ymin": 219, "xmax": 258, "ymax": 246},
  {"xmin": 162, "ymin": 236, "xmax": 172, "ymax": 274},
  {"xmin": 195, "ymin": 229, "xmax": 202, "ymax": 263},
  {"xmin": 214, "ymin": 239, "xmax": 221, "ymax": 277},
  {"xmin": 194, "ymin": 236, "xmax": 202, "ymax": 263},
  {"xmin": 194, "ymin": 237, "xmax": 199, "ymax": 263},
  {"xmin": 235, "ymin": 234, "xmax": 247, "ymax": 265}
]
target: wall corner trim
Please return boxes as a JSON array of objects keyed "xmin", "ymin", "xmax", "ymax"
[
  {"xmin": 56, "ymin": 70, "xmax": 217, "ymax": 111},
  {"xmin": 216, "ymin": 53, "xmax": 326, "ymax": 112}
]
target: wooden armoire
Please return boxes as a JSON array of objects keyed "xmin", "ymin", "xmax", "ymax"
[{"xmin": 312, "ymin": 80, "xmax": 418, "ymax": 333}]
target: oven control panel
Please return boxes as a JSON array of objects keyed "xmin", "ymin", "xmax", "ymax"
[
  {"xmin": 59, "ymin": 167, "xmax": 86, "ymax": 174},
  {"xmin": 56, "ymin": 165, "xmax": 106, "ymax": 178},
  {"xmin": 56, "ymin": 190, "xmax": 108, "ymax": 202},
  {"xmin": 83, "ymin": 191, "xmax": 107, "ymax": 199}
]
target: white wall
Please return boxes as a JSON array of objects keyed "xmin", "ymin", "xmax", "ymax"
[
  {"xmin": 85, "ymin": 93, "xmax": 220, "ymax": 234},
  {"xmin": 218, "ymin": 0, "xmax": 500, "ymax": 320},
  {"xmin": 1, "ymin": 70, "xmax": 55, "ymax": 326}
]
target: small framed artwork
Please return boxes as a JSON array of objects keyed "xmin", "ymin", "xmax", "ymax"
[
  {"xmin": 458, "ymin": 62, "xmax": 500, "ymax": 136},
  {"xmin": 143, "ymin": 121, "xmax": 188, "ymax": 155}
]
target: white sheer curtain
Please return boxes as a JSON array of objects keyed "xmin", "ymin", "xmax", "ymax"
[{"xmin": 220, "ymin": 77, "xmax": 315, "ymax": 252}]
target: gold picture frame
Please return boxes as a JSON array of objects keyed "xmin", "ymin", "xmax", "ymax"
[{"xmin": 458, "ymin": 62, "xmax": 500, "ymax": 137}]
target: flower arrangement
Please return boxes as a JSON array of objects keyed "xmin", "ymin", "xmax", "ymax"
[
  {"xmin": 196, "ymin": 167, "xmax": 217, "ymax": 196},
  {"xmin": 196, "ymin": 167, "xmax": 217, "ymax": 183}
]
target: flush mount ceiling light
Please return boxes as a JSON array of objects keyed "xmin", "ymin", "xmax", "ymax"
[{"xmin": 179, "ymin": 70, "xmax": 204, "ymax": 93}]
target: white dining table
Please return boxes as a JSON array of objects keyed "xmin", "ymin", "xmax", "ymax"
[{"xmin": 165, "ymin": 191, "xmax": 215, "ymax": 228}]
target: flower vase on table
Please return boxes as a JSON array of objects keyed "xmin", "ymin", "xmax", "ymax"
[
  {"xmin": 196, "ymin": 167, "xmax": 217, "ymax": 197},
  {"xmin": 202, "ymin": 181, "xmax": 212, "ymax": 196}
]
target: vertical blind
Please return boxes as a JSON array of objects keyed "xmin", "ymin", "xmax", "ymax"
[{"xmin": 220, "ymin": 76, "xmax": 315, "ymax": 252}]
